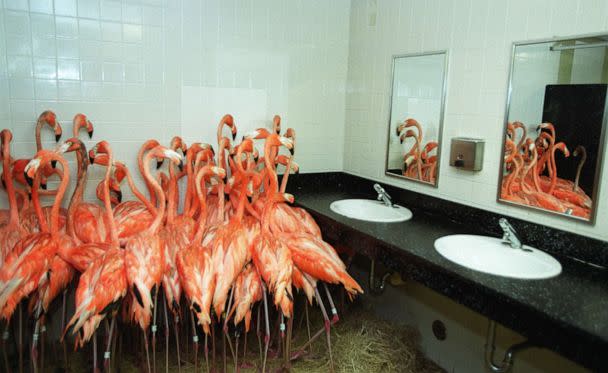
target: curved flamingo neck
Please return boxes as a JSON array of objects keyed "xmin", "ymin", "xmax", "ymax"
[
  {"xmin": 548, "ymin": 145, "xmax": 566, "ymax": 195},
  {"xmin": 67, "ymin": 142, "xmax": 88, "ymax": 237},
  {"xmin": 30, "ymin": 171, "xmax": 48, "ymax": 232},
  {"xmin": 138, "ymin": 141, "xmax": 158, "ymax": 206},
  {"xmin": 119, "ymin": 164, "xmax": 157, "ymax": 215},
  {"xmin": 142, "ymin": 152, "xmax": 165, "ymax": 233},
  {"xmin": 35, "ymin": 121, "xmax": 43, "ymax": 151},
  {"xmin": 166, "ymin": 163, "xmax": 177, "ymax": 224},
  {"xmin": 193, "ymin": 168, "xmax": 209, "ymax": 242},
  {"xmin": 574, "ymin": 147, "xmax": 587, "ymax": 191},
  {"xmin": 101, "ymin": 150, "xmax": 119, "ymax": 245},
  {"xmin": 2, "ymin": 136, "xmax": 19, "ymax": 225},
  {"xmin": 42, "ymin": 153, "xmax": 70, "ymax": 236},
  {"xmin": 263, "ymin": 141, "xmax": 280, "ymax": 196}
]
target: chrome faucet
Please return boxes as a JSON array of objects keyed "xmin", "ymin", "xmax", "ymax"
[
  {"xmin": 374, "ymin": 183, "xmax": 393, "ymax": 207},
  {"xmin": 498, "ymin": 218, "xmax": 523, "ymax": 250}
]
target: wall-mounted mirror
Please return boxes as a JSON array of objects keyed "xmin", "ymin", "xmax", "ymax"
[
  {"xmin": 498, "ymin": 34, "xmax": 608, "ymax": 223},
  {"xmin": 385, "ymin": 51, "xmax": 448, "ymax": 186}
]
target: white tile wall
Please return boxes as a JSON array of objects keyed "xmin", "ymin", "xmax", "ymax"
[
  {"xmin": 344, "ymin": 0, "xmax": 608, "ymax": 241},
  {"xmin": 0, "ymin": 0, "xmax": 351, "ymax": 206}
]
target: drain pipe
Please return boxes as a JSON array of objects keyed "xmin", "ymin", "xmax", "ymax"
[
  {"xmin": 485, "ymin": 320, "xmax": 533, "ymax": 372},
  {"xmin": 369, "ymin": 259, "xmax": 392, "ymax": 295}
]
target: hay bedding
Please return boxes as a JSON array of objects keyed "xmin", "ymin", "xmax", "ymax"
[{"xmin": 116, "ymin": 309, "xmax": 441, "ymax": 373}]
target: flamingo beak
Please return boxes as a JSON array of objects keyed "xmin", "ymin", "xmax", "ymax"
[
  {"xmin": 55, "ymin": 133, "xmax": 61, "ymax": 142},
  {"xmin": 116, "ymin": 190, "xmax": 123, "ymax": 203},
  {"xmin": 232, "ymin": 132, "xmax": 237, "ymax": 141},
  {"xmin": 156, "ymin": 160, "xmax": 164, "ymax": 169},
  {"xmin": 51, "ymin": 160, "xmax": 57, "ymax": 168},
  {"xmin": 88, "ymin": 129, "xmax": 94, "ymax": 139},
  {"xmin": 24, "ymin": 172, "xmax": 33, "ymax": 187},
  {"xmin": 247, "ymin": 195, "xmax": 253, "ymax": 204},
  {"xmin": 41, "ymin": 181, "xmax": 47, "ymax": 190},
  {"xmin": 178, "ymin": 160, "xmax": 184, "ymax": 172}
]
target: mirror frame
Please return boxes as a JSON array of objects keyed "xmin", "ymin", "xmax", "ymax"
[
  {"xmin": 496, "ymin": 33, "xmax": 608, "ymax": 224},
  {"xmin": 384, "ymin": 50, "xmax": 449, "ymax": 188}
]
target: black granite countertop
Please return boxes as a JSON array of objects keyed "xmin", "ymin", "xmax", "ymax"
[{"xmin": 287, "ymin": 173, "xmax": 608, "ymax": 371}]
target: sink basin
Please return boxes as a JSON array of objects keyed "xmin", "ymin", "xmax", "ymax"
[
  {"xmin": 329, "ymin": 199, "xmax": 413, "ymax": 223},
  {"xmin": 434, "ymin": 235, "xmax": 561, "ymax": 279}
]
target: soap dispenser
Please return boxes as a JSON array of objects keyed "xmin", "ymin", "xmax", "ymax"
[{"xmin": 449, "ymin": 137, "xmax": 485, "ymax": 171}]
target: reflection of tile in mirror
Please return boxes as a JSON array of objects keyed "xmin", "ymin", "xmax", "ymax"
[{"xmin": 386, "ymin": 52, "xmax": 446, "ymax": 186}]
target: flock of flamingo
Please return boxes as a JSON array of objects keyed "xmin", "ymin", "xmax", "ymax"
[
  {"xmin": 0, "ymin": 111, "xmax": 363, "ymax": 372},
  {"xmin": 395, "ymin": 119, "xmax": 438, "ymax": 184},
  {"xmin": 501, "ymin": 121, "xmax": 592, "ymax": 219}
]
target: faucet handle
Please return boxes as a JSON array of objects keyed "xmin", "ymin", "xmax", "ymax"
[{"xmin": 373, "ymin": 183, "xmax": 384, "ymax": 194}]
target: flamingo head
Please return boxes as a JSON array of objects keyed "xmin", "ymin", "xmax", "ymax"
[
  {"xmin": 554, "ymin": 142, "xmax": 570, "ymax": 157},
  {"xmin": 537, "ymin": 122, "xmax": 555, "ymax": 136},
  {"xmin": 89, "ymin": 140, "xmax": 111, "ymax": 165},
  {"xmin": 58, "ymin": 137, "xmax": 83, "ymax": 154},
  {"xmin": 220, "ymin": 114, "xmax": 237, "ymax": 140},
  {"xmin": 170, "ymin": 136, "xmax": 188, "ymax": 155},
  {"xmin": 150, "ymin": 146, "xmax": 183, "ymax": 171},
  {"xmin": 243, "ymin": 128, "xmax": 272, "ymax": 141},
  {"xmin": 0, "ymin": 129, "xmax": 13, "ymax": 144},
  {"xmin": 72, "ymin": 113, "xmax": 94, "ymax": 139},
  {"xmin": 399, "ymin": 130, "xmax": 417, "ymax": 144},
  {"xmin": 265, "ymin": 134, "xmax": 294, "ymax": 155},
  {"xmin": 273, "ymin": 115, "xmax": 282, "ymax": 134},
  {"xmin": 24, "ymin": 150, "xmax": 58, "ymax": 186},
  {"xmin": 40, "ymin": 111, "xmax": 62, "ymax": 142}
]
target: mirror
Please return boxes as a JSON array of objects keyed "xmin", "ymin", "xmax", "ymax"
[
  {"xmin": 385, "ymin": 51, "xmax": 448, "ymax": 186},
  {"xmin": 498, "ymin": 34, "xmax": 608, "ymax": 223}
]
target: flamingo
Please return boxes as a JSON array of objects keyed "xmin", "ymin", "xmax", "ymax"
[
  {"xmin": 0, "ymin": 148, "xmax": 71, "ymax": 321},
  {"xmin": 0, "ymin": 130, "xmax": 25, "ymax": 266},
  {"xmin": 63, "ymin": 140, "xmax": 124, "ymax": 372},
  {"xmin": 123, "ymin": 145, "xmax": 181, "ymax": 372}
]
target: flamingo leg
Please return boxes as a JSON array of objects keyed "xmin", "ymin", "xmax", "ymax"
[
  {"xmin": 143, "ymin": 329, "xmax": 151, "ymax": 373},
  {"xmin": 93, "ymin": 331, "xmax": 98, "ymax": 373},
  {"xmin": 262, "ymin": 285, "xmax": 270, "ymax": 373},
  {"xmin": 162, "ymin": 297, "xmax": 169, "ymax": 373},
  {"xmin": 315, "ymin": 287, "xmax": 335, "ymax": 373},
  {"xmin": 204, "ymin": 331, "xmax": 209, "ymax": 373},
  {"xmin": 241, "ymin": 328, "xmax": 247, "ymax": 367},
  {"xmin": 103, "ymin": 316, "xmax": 116, "ymax": 372},
  {"xmin": 222, "ymin": 287, "xmax": 237, "ymax": 368},
  {"xmin": 152, "ymin": 289, "xmax": 158, "ymax": 373},
  {"xmin": 18, "ymin": 304, "xmax": 23, "ymax": 373},
  {"xmin": 256, "ymin": 304, "xmax": 263, "ymax": 367},
  {"xmin": 189, "ymin": 311, "xmax": 198, "ymax": 373},
  {"xmin": 304, "ymin": 299, "xmax": 311, "ymax": 351},
  {"xmin": 40, "ymin": 316, "xmax": 45, "ymax": 373},
  {"xmin": 284, "ymin": 314, "xmax": 294, "ymax": 370},
  {"xmin": 172, "ymin": 315, "xmax": 181, "ymax": 373},
  {"xmin": 323, "ymin": 283, "xmax": 339, "ymax": 324},
  {"xmin": 31, "ymin": 316, "xmax": 40, "ymax": 373},
  {"xmin": 234, "ymin": 330, "xmax": 239, "ymax": 372},
  {"xmin": 211, "ymin": 318, "xmax": 216, "ymax": 371},
  {"xmin": 61, "ymin": 289, "xmax": 69, "ymax": 371},
  {"xmin": 2, "ymin": 323, "xmax": 10, "ymax": 373}
]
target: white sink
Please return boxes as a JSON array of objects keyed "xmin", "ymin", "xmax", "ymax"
[
  {"xmin": 434, "ymin": 235, "xmax": 561, "ymax": 279},
  {"xmin": 330, "ymin": 199, "xmax": 413, "ymax": 223}
]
